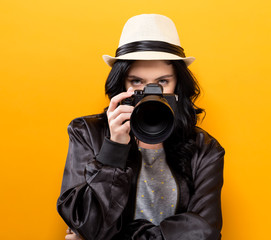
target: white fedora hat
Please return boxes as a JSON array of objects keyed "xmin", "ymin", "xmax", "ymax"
[{"xmin": 102, "ymin": 14, "xmax": 195, "ymax": 67}]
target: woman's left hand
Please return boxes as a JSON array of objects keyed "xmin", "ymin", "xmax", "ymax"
[{"xmin": 65, "ymin": 228, "xmax": 83, "ymax": 240}]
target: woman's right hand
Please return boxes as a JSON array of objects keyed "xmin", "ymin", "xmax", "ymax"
[{"xmin": 107, "ymin": 88, "xmax": 134, "ymax": 144}]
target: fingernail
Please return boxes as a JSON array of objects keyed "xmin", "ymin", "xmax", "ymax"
[{"xmin": 127, "ymin": 87, "xmax": 134, "ymax": 93}]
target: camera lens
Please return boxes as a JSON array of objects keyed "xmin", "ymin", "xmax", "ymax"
[{"xmin": 130, "ymin": 95, "xmax": 175, "ymax": 144}]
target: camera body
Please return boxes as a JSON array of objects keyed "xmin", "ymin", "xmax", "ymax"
[
  {"xmin": 122, "ymin": 83, "xmax": 178, "ymax": 144},
  {"xmin": 122, "ymin": 83, "xmax": 178, "ymax": 109}
]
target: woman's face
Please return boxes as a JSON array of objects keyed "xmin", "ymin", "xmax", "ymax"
[{"xmin": 125, "ymin": 60, "xmax": 177, "ymax": 94}]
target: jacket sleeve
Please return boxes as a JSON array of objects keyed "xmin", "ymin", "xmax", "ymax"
[
  {"xmin": 57, "ymin": 118, "xmax": 133, "ymax": 240},
  {"xmin": 122, "ymin": 132, "xmax": 225, "ymax": 240}
]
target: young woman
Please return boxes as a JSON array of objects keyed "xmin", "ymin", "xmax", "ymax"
[{"xmin": 57, "ymin": 14, "xmax": 225, "ymax": 240}]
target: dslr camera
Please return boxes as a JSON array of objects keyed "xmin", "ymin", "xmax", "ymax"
[{"xmin": 122, "ymin": 83, "xmax": 178, "ymax": 144}]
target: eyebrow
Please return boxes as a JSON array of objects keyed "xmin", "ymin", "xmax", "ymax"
[
  {"xmin": 156, "ymin": 75, "xmax": 174, "ymax": 80},
  {"xmin": 127, "ymin": 74, "xmax": 174, "ymax": 80}
]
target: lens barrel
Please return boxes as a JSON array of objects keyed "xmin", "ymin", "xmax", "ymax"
[{"xmin": 130, "ymin": 95, "xmax": 175, "ymax": 144}]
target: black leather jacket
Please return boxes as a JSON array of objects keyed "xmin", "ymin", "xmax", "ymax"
[{"xmin": 57, "ymin": 113, "xmax": 225, "ymax": 240}]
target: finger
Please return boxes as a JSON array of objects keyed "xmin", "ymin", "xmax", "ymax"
[
  {"xmin": 110, "ymin": 120, "xmax": 131, "ymax": 143},
  {"xmin": 107, "ymin": 91, "xmax": 133, "ymax": 114},
  {"xmin": 111, "ymin": 118, "xmax": 131, "ymax": 133},
  {"xmin": 127, "ymin": 86, "xmax": 134, "ymax": 93},
  {"xmin": 65, "ymin": 234, "xmax": 74, "ymax": 240},
  {"xmin": 66, "ymin": 228, "xmax": 72, "ymax": 234},
  {"xmin": 65, "ymin": 233, "xmax": 82, "ymax": 240},
  {"xmin": 107, "ymin": 105, "xmax": 134, "ymax": 122},
  {"xmin": 120, "ymin": 119, "xmax": 131, "ymax": 133},
  {"xmin": 107, "ymin": 90, "xmax": 134, "ymax": 114},
  {"xmin": 109, "ymin": 113, "xmax": 132, "ymax": 129},
  {"xmin": 115, "ymin": 121, "xmax": 131, "ymax": 136}
]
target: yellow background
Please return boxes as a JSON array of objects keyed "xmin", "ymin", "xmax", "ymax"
[{"xmin": 1, "ymin": 0, "xmax": 270, "ymax": 239}]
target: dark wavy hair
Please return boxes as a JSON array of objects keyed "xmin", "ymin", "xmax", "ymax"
[{"xmin": 105, "ymin": 60, "xmax": 204, "ymax": 194}]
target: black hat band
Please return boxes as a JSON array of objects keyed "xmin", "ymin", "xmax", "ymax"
[{"xmin": 115, "ymin": 40, "xmax": 186, "ymax": 58}]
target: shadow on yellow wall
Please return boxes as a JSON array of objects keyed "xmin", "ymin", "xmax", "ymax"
[{"xmin": 1, "ymin": 0, "xmax": 271, "ymax": 239}]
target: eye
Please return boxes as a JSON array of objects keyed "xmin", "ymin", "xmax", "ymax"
[
  {"xmin": 158, "ymin": 79, "xmax": 169, "ymax": 85},
  {"xmin": 130, "ymin": 79, "xmax": 142, "ymax": 86}
]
